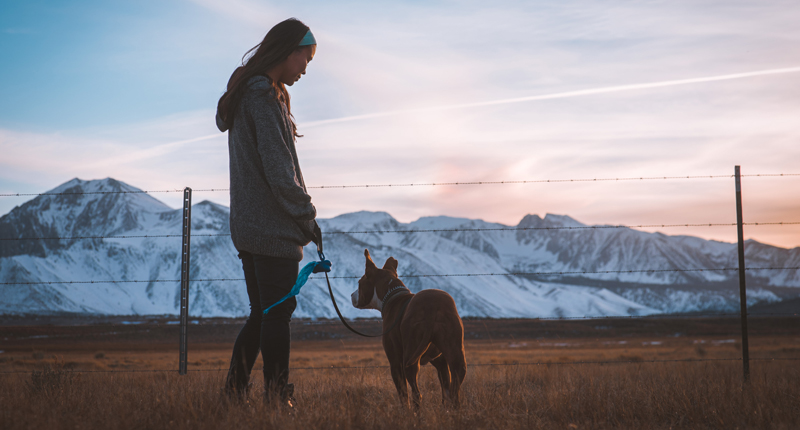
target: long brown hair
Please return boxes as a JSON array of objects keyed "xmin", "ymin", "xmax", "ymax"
[{"xmin": 217, "ymin": 18, "xmax": 309, "ymax": 137}]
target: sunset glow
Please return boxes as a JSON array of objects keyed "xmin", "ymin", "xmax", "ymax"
[{"xmin": 1, "ymin": 0, "xmax": 799, "ymax": 248}]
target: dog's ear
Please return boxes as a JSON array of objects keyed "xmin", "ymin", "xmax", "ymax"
[
  {"xmin": 364, "ymin": 249, "xmax": 378, "ymax": 276},
  {"xmin": 382, "ymin": 257, "xmax": 398, "ymax": 275}
]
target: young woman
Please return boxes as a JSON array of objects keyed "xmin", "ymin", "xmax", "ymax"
[{"xmin": 215, "ymin": 18, "xmax": 321, "ymax": 405}]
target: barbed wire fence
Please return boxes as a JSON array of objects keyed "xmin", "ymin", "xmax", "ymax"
[
  {"xmin": 3, "ymin": 221, "xmax": 800, "ymax": 242},
  {"xmin": 2, "ymin": 171, "xmax": 798, "ymax": 197},
  {"xmin": 1, "ymin": 167, "xmax": 799, "ymax": 378},
  {"xmin": 3, "ymin": 266, "xmax": 800, "ymax": 285}
]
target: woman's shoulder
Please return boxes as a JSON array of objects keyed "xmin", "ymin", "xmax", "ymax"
[
  {"xmin": 242, "ymin": 75, "xmax": 279, "ymax": 107},
  {"xmin": 239, "ymin": 77, "xmax": 288, "ymax": 127},
  {"xmin": 245, "ymin": 75, "xmax": 274, "ymax": 94}
]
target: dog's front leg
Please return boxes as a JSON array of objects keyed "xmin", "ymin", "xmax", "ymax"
[{"xmin": 389, "ymin": 362, "xmax": 408, "ymax": 407}]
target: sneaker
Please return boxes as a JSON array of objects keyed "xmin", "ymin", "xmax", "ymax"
[
  {"xmin": 264, "ymin": 383, "xmax": 296, "ymax": 409},
  {"xmin": 282, "ymin": 383, "xmax": 296, "ymax": 409},
  {"xmin": 224, "ymin": 381, "xmax": 253, "ymax": 401}
]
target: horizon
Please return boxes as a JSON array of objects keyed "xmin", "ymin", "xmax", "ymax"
[
  {"xmin": 2, "ymin": 1, "xmax": 799, "ymax": 248},
  {"xmin": 3, "ymin": 175, "xmax": 797, "ymax": 250}
]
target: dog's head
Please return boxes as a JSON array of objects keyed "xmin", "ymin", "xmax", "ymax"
[{"xmin": 351, "ymin": 249, "xmax": 402, "ymax": 311}]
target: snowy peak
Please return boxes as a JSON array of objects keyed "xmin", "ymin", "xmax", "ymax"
[
  {"xmin": 46, "ymin": 178, "xmax": 172, "ymax": 213},
  {"xmin": 191, "ymin": 201, "xmax": 230, "ymax": 233},
  {"xmin": 323, "ymin": 211, "xmax": 401, "ymax": 232},
  {"xmin": 410, "ymin": 215, "xmax": 480, "ymax": 230},
  {"xmin": 0, "ymin": 178, "xmax": 173, "ymax": 258},
  {"xmin": 50, "ymin": 177, "xmax": 132, "ymax": 194},
  {"xmin": 542, "ymin": 213, "xmax": 585, "ymax": 227},
  {"xmin": 517, "ymin": 213, "xmax": 584, "ymax": 228}
]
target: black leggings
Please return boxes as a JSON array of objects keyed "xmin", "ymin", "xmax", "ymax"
[{"xmin": 226, "ymin": 251, "xmax": 298, "ymax": 394}]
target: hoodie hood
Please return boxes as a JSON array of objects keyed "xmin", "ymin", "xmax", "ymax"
[{"xmin": 215, "ymin": 110, "xmax": 228, "ymax": 132}]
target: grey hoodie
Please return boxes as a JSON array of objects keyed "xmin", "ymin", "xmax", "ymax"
[{"xmin": 216, "ymin": 75, "xmax": 316, "ymax": 261}]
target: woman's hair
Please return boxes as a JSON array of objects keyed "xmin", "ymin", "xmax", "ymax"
[{"xmin": 217, "ymin": 18, "xmax": 309, "ymax": 137}]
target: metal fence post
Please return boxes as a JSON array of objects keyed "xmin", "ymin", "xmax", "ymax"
[
  {"xmin": 179, "ymin": 187, "xmax": 192, "ymax": 375},
  {"xmin": 734, "ymin": 166, "xmax": 750, "ymax": 383}
]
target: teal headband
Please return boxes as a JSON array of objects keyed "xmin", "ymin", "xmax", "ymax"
[{"xmin": 298, "ymin": 30, "xmax": 316, "ymax": 46}]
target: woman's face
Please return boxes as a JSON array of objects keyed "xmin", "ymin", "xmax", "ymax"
[{"xmin": 279, "ymin": 45, "xmax": 316, "ymax": 86}]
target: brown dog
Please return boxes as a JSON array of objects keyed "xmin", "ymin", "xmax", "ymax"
[{"xmin": 351, "ymin": 249, "xmax": 467, "ymax": 408}]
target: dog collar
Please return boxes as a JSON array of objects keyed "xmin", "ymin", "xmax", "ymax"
[{"xmin": 380, "ymin": 282, "xmax": 411, "ymax": 313}]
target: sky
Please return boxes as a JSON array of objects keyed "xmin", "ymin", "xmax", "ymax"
[{"xmin": 1, "ymin": 0, "xmax": 799, "ymax": 248}]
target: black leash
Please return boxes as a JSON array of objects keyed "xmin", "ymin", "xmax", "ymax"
[
  {"xmin": 318, "ymin": 235, "xmax": 408, "ymax": 338},
  {"xmin": 323, "ymin": 271, "xmax": 409, "ymax": 337}
]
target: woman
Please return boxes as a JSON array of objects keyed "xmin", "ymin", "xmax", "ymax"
[{"xmin": 215, "ymin": 18, "xmax": 321, "ymax": 405}]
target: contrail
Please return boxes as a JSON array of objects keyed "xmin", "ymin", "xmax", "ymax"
[
  {"xmin": 80, "ymin": 133, "xmax": 222, "ymax": 169},
  {"xmin": 303, "ymin": 66, "xmax": 800, "ymax": 128}
]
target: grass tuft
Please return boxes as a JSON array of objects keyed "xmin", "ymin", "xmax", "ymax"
[{"xmin": 26, "ymin": 356, "xmax": 79, "ymax": 394}]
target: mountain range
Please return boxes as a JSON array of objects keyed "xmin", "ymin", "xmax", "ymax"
[{"xmin": 1, "ymin": 178, "xmax": 798, "ymax": 318}]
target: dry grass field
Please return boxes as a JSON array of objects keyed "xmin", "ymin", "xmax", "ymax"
[{"xmin": 1, "ymin": 316, "xmax": 798, "ymax": 429}]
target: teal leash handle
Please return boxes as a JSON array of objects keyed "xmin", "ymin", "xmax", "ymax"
[
  {"xmin": 262, "ymin": 260, "xmax": 318, "ymax": 316},
  {"xmin": 263, "ymin": 233, "xmax": 329, "ymax": 316}
]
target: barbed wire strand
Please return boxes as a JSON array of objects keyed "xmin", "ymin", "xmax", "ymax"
[
  {"xmin": 0, "ymin": 234, "xmax": 201, "ymax": 241},
  {"xmin": 309, "ymin": 174, "xmax": 800, "ymax": 189},
  {"xmin": 2, "ymin": 173, "xmax": 799, "ymax": 197},
  {"xmin": 3, "ymin": 221, "xmax": 799, "ymax": 242},
  {"xmin": 314, "ymin": 221, "xmax": 800, "ymax": 234},
  {"xmin": 500, "ymin": 312, "xmax": 800, "ymax": 320},
  {"xmin": 0, "ymin": 189, "xmax": 188, "ymax": 197},
  {"xmin": 2, "ymin": 266, "xmax": 798, "ymax": 285},
  {"xmin": 1, "ymin": 357, "xmax": 798, "ymax": 375}
]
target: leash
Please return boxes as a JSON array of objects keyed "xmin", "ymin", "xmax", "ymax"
[
  {"xmin": 318, "ymin": 237, "xmax": 410, "ymax": 338},
  {"xmin": 263, "ymin": 229, "xmax": 409, "ymax": 337}
]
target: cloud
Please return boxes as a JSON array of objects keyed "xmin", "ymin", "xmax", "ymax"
[
  {"xmin": 302, "ymin": 66, "xmax": 800, "ymax": 127},
  {"xmin": 3, "ymin": 0, "xmax": 800, "ymax": 248},
  {"xmin": 0, "ymin": 111, "xmax": 229, "ymax": 211},
  {"xmin": 184, "ymin": 0, "xmax": 283, "ymax": 27},
  {"xmin": 3, "ymin": 75, "xmax": 799, "ymax": 247}
]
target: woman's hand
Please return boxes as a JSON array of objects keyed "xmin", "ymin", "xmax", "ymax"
[{"xmin": 298, "ymin": 219, "xmax": 322, "ymax": 248}]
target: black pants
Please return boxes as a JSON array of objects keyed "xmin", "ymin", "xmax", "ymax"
[{"xmin": 226, "ymin": 251, "xmax": 298, "ymax": 395}]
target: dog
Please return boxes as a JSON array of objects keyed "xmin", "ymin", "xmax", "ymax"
[{"xmin": 351, "ymin": 249, "xmax": 467, "ymax": 408}]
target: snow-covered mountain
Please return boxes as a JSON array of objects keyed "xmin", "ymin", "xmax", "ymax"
[{"xmin": 1, "ymin": 178, "xmax": 798, "ymax": 317}]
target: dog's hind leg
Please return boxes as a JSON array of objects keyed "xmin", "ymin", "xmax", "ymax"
[
  {"xmin": 432, "ymin": 326, "xmax": 466, "ymax": 408},
  {"xmin": 404, "ymin": 360, "xmax": 422, "ymax": 410},
  {"xmin": 443, "ymin": 346, "xmax": 467, "ymax": 408},
  {"xmin": 430, "ymin": 355, "xmax": 451, "ymax": 404}
]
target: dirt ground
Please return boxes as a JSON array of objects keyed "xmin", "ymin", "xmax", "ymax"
[
  {"xmin": 1, "ymin": 316, "xmax": 797, "ymax": 372},
  {"xmin": 2, "ymin": 316, "xmax": 799, "ymax": 430}
]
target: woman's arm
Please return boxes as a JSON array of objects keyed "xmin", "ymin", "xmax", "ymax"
[{"xmin": 246, "ymin": 89, "xmax": 317, "ymax": 224}]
